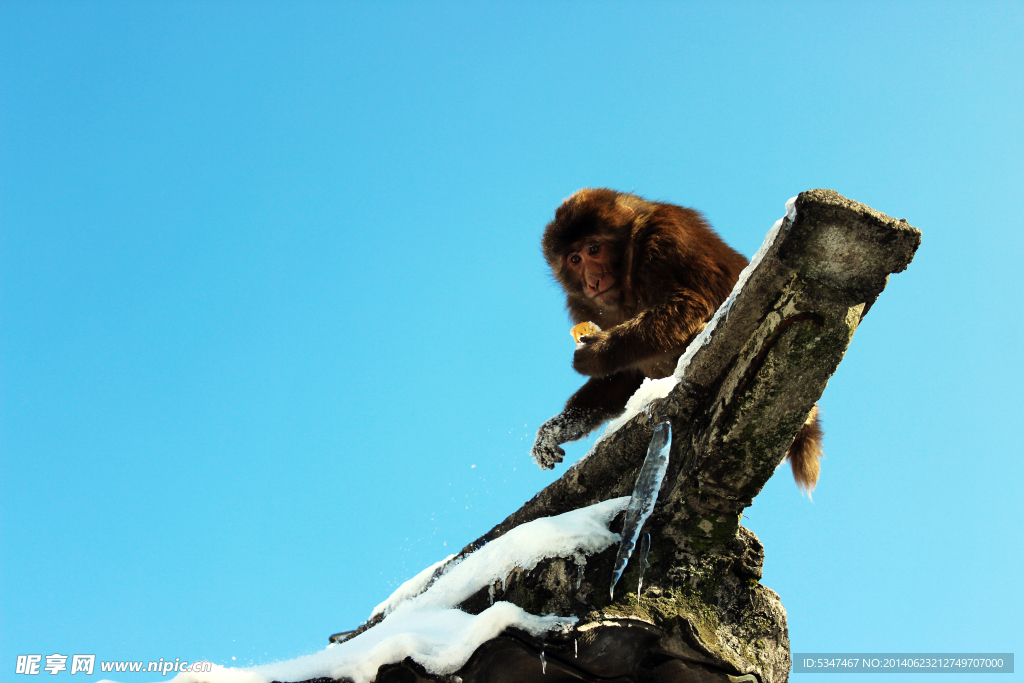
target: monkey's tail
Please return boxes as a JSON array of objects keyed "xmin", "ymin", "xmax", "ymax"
[{"xmin": 786, "ymin": 405, "xmax": 823, "ymax": 497}]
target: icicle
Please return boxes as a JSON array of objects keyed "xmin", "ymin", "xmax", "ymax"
[
  {"xmin": 574, "ymin": 639, "xmax": 578, "ymax": 658},
  {"xmin": 488, "ymin": 584, "xmax": 494, "ymax": 605},
  {"xmin": 610, "ymin": 421, "xmax": 671, "ymax": 600},
  {"xmin": 572, "ymin": 552, "xmax": 586, "ymax": 590},
  {"xmin": 501, "ymin": 575, "xmax": 506, "ymax": 592},
  {"xmin": 540, "ymin": 650, "xmax": 547, "ymax": 674},
  {"xmin": 636, "ymin": 532, "xmax": 651, "ymax": 605}
]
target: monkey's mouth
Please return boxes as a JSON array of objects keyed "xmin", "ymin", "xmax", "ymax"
[{"xmin": 589, "ymin": 283, "xmax": 620, "ymax": 301}]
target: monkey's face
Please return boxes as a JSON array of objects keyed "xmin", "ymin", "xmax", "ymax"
[{"xmin": 566, "ymin": 239, "xmax": 621, "ymax": 306}]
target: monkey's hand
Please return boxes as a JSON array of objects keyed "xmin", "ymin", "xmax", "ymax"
[
  {"xmin": 531, "ymin": 407, "xmax": 602, "ymax": 470},
  {"xmin": 572, "ymin": 330, "xmax": 615, "ymax": 377},
  {"xmin": 531, "ymin": 430, "xmax": 565, "ymax": 470}
]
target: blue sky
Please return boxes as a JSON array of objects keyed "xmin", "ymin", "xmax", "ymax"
[{"xmin": 1, "ymin": 2, "xmax": 1021, "ymax": 681}]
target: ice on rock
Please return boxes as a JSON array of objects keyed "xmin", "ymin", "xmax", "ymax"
[
  {"xmin": 570, "ymin": 551, "xmax": 587, "ymax": 590},
  {"xmin": 610, "ymin": 422, "xmax": 671, "ymax": 600},
  {"xmin": 636, "ymin": 533, "xmax": 651, "ymax": 605}
]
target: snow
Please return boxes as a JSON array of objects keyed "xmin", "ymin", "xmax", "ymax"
[
  {"xmin": 370, "ymin": 554, "xmax": 455, "ymax": 619},
  {"xmin": 785, "ymin": 194, "xmax": 798, "ymax": 223},
  {"xmin": 165, "ymin": 498, "xmax": 630, "ymax": 683},
  {"xmin": 594, "ymin": 376, "xmax": 678, "ymax": 446},
  {"xmin": 609, "ymin": 421, "xmax": 671, "ymax": 599}
]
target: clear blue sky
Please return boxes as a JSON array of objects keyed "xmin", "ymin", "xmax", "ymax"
[{"xmin": 2, "ymin": 2, "xmax": 1021, "ymax": 682}]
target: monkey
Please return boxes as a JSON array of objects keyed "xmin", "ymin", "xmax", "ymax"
[{"xmin": 531, "ymin": 188, "xmax": 823, "ymax": 492}]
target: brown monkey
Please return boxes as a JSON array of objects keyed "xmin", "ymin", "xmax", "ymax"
[{"xmin": 531, "ymin": 188, "xmax": 823, "ymax": 492}]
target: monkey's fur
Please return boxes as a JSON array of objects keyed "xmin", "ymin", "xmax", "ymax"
[{"xmin": 532, "ymin": 188, "xmax": 823, "ymax": 493}]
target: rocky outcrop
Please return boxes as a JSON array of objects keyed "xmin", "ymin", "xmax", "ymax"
[{"xmin": 324, "ymin": 190, "xmax": 921, "ymax": 683}]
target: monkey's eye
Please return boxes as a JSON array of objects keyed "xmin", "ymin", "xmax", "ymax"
[
  {"xmin": 569, "ymin": 254, "xmax": 582, "ymax": 265},
  {"xmin": 587, "ymin": 243, "xmax": 601, "ymax": 255}
]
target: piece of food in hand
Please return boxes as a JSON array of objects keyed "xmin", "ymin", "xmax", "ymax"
[{"xmin": 570, "ymin": 321, "xmax": 602, "ymax": 344}]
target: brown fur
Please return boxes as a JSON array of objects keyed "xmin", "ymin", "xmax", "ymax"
[
  {"xmin": 789, "ymin": 405, "xmax": 823, "ymax": 495},
  {"xmin": 534, "ymin": 188, "xmax": 824, "ymax": 492}
]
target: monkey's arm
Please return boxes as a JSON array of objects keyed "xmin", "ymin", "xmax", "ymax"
[
  {"xmin": 531, "ymin": 371, "xmax": 644, "ymax": 470},
  {"xmin": 573, "ymin": 291, "xmax": 715, "ymax": 377}
]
